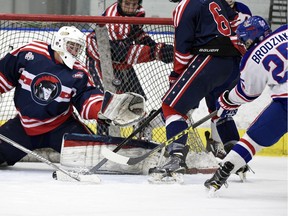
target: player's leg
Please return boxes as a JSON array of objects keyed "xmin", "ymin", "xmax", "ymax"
[
  {"xmin": 41, "ymin": 113, "xmax": 93, "ymax": 153},
  {"xmin": 0, "ymin": 116, "xmax": 33, "ymax": 166},
  {"xmin": 205, "ymin": 99, "xmax": 287, "ymax": 190},
  {"xmin": 150, "ymin": 55, "xmax": 235, "ymax": 178},
  {"xmin": 205, "ymin": 56, "xmax": 240, "ymax": 158}
]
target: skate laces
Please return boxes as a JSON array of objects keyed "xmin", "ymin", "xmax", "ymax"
[
  {"xmin": 162, "ymin": 155, "xmax": 182, "ymax": 169},
  {"xmin": 212, "ymin": 161, "xmax": 234, "ymax": 188}
]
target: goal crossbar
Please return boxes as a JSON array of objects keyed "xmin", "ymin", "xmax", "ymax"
[{"xmin": 0, "ymin": 13, "xmax": 173, "ymax": 25}]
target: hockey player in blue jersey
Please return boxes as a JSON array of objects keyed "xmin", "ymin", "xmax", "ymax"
[
  {"xmin": 148, "ymin": 0, "xmax": 247, "ymax": 182},
  {"xmin": 0, "ymin": 26, "xmax": 145, "ymax": 166},
  {"xmin": 204, "ymin": 16, "xmax": 287, "ymax": 192}
]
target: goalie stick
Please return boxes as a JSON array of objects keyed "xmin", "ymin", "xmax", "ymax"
[
  {"xmin": 101, "ymin": 111, "xmax": 217, "ymax": 166},
  {"xmin": 0, "ymin": 134, "xmax": 101, "ymax": 183}
]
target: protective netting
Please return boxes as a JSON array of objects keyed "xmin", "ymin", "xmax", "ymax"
[{"xmin": 0, "ymin": 15, "xmax": 217, "ymax": 172}]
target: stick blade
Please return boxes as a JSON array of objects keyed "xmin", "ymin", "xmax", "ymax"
[
  {"xmin": 53, "ymin": 171, "xmax": 101, "ymax": 184},
  {"xmin": 101, "ymin": 147, "xmax": 129, "ymax": 165}
]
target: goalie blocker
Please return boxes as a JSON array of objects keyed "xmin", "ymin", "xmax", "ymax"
[{"xmin": 60, "ymin": 133, "xmax": 160, "ymax": 175}]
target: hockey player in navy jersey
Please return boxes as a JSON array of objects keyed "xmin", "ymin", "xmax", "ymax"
[
  {"xmin": 206, "ymin": 0, "xmax": 252, "ymax": 159},
  {"xmin": 148, "ymin": 0, "xmax": 247, "ymax": 182},
  {"xmin": 204, "ymin": 16, "xmax": 287, "ymax": 192},
  {"xmin": 0, "ymin": 26, "xmax": 145, "ymax": 166}
]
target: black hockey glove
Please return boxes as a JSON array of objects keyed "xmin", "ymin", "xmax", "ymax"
[
  {"xmin": 155, "ymin": 43, "xmax": 174, "ymax": 63},
  {"xmin": 168, "ymin": 71, "xmax": 179, "ymax": 87}
]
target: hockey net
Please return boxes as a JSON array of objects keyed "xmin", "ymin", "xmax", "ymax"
[{"xmin": 0, "ymin": 14, "xmax": 217, "ymax": 174}]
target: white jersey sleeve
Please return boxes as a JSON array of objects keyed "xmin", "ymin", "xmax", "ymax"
[{"xmin": 229, "ymin": 25, "xmax": 288, "ymax": 105}]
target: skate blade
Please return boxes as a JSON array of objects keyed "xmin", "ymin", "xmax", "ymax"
[
  {"xmin": 53, "ymin": 170, "xmax": 101, "ymax": 184},
  {"xmin": 148, "ymin": 173, "xmax": 184, "ymax": 184},
  {"xmin": 238, "ymin": 172, "xmax": 247, "ymax": 182},
  {"xmin": 206, "ymin": 186, "xmax": 219, "ymax": 198}
]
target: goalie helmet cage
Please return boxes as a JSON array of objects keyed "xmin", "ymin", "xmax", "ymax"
[{"xmin": 0, "ymin": 14, "xmax": 217, "ymax": 173}]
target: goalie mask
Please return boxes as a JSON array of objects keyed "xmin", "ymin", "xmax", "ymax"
[
  {"xmin": 236, "ymin": 16, "xmax": 271, "ymax": 49},
  {"xmin": 51, "ymin": 26, "xmax": 85, "ymax": 69}
]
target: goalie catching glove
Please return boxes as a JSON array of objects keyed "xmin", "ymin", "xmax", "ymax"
[
  {"xmin": 216, "ymin": 90, "xmax": 240, "ymax": 118},
  {"xmin": 98, "ymin": 91, "xmax": 146, "ymax": 126}
]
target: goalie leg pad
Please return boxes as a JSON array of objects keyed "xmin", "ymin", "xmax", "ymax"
[{"xmin": 60, "ymin": 133, "xmax": 159, "ymax": 174}]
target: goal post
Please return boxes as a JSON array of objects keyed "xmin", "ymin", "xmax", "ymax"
[{"xmin": 0, "ymin": 13, "xmax": 217, "ymax": 173}]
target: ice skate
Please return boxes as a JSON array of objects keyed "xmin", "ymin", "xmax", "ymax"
[
  {"xmin": 205, "ymin": 131, "xmax": 226, "ymax": 159},
  {"xmin": 148, "ymin": 154, "xmax": 187, "ymax": 184},
  {"xmin": 204, "ymin": 161, "xmax": 234, "ymax": 194},
  {"xmin": 236, "ymin": 164, "xmax": 254, "ymax": 182}
]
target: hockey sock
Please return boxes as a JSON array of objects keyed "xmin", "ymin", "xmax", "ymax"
[{"xmin": 216, "ymin": 116, "xmax": 240, "ymax": 145}]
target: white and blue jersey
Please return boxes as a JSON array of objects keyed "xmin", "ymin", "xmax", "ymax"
[
  {"xmin": 229, "ymin": 24, "xmax": 287, "ymax": 104},
  {"xmin": 227, "ymin": 25, "xmax": 287, "ymax": 164}
]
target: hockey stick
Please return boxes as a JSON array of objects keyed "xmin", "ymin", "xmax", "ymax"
[
  {"xmin": 89, "ymin": 108, "xmax": 161, "ymax": 173},
  {"xmin": 0, "ymin": 134, "xmax": 101, "ymax": 183},
  {"xmin": 101, "ymin": 111, "xmax": 217, "ymax": 166}
]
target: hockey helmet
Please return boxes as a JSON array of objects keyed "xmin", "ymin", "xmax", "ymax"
[
  {"xmin": 236, "ymin": 16, "xmax": 271, "ymax": 49},
  {"xmin": 51, "ymin": 26, "xmax": 85, "ymax": 69}
]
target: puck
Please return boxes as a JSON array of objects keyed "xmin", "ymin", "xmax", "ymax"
[
  {"xmin": 112, "ymin": 78, "xmax": 121, "ymax": 87},
  {"xmin": 52, "ymin": 171, "xmax": 57, "ymax": 180}
]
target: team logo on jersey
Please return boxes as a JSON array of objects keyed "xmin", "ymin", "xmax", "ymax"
[
  {"xmin": 25, "ymin": 52, "xmax": 34, "ymax": 61},
  {"xmin": 73, "ymin": 72, "xmax": 84, "ymax": 79},
  {"xmin": 31, "ymin": 73, "xmax": 61, "ymax": 105}
]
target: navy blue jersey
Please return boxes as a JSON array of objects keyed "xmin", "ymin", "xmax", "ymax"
[
  {"xmin": 0, "ymin": 41, "xmax": 103, "ymax": 135},
  {"xmin": 173, "ymin": 0, "xmax": 238, "ymax": 75},
  {"xmin": 233, "ymin": 2, "xmax": 252, "ymax": 16}
]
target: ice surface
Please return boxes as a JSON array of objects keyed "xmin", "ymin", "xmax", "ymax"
[{"xmin": 0, "ymin": 156, "xmax": 287, "ymax": 216}]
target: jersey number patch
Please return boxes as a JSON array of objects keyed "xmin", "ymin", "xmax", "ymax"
[{"xmin": 209, "ymin": 2, "xmax": 231, "ymax": 36}]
